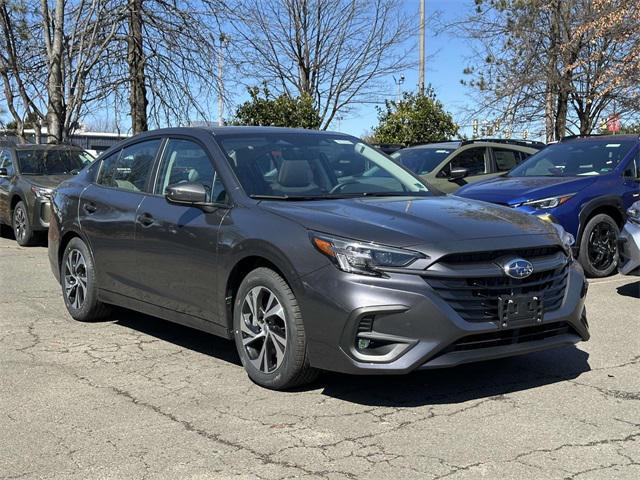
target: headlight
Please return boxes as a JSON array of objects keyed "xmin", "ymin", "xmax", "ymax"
[
  {"xmin": 31, "ymin": 185, "xmax": 53, "ymax": 199},
  {"xmin": 311, "ymin": 232, "xmax": 424, "ymax": 276},
  {"xmin": 522, "ymin": 194, "xmax": 575, "ymax": 209},
  {"xmin": 551, "ymin": 222, "xmax": 575, "ymax": 252},
  {"xmin": 627, "ymin": 204, "xmax": 640, "ymax": 224}
]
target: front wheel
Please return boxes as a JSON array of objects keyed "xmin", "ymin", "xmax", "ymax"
[
  {"xmin": 61, "ymin": 237, "xmax": 111, "ymax": 321},
  {"xmin": 13, "ymin": 201, "xmax": 35, "ymax": 246},
  {"xmin": 578, "ymin": 214, "xmax": 619, "ymax": 278},
  {"xmin": 233, "ymin": 267, "xmax": 318, "ymax": 390}
]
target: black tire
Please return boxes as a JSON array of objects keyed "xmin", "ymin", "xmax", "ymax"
[
  {"xmin": 233, "ymin": 267, "xmax": 318, "ymax": 390},
  {"xmin": 578, "ymin": 213, "xmax": 620, "ymax": 278},
  {"xmin": 13, "ymin": 201, "xmax": 35, "ymax": 246},
  {"xmin": 61, "ymin": 237, "xmax": 111, "ymax": 321}
]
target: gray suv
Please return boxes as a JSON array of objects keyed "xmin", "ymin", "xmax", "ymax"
[
  {"xmin": 0, "ymin": 143, "xmax": 94, "ymax": 245},
  {"xmin": 48, "ymin": 127, "xmax": 589, "ymax": 390}
]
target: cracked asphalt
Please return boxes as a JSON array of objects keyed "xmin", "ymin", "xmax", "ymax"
[{"xmin": 1, "ymin": 236, "xmax": 639, "ymax": 480}]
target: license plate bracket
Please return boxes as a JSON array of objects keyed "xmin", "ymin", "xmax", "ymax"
[{"xmin": 498, "ymin": 294, "xmax": 543, "ymax": 328}]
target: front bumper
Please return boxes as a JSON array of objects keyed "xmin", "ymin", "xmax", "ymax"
[
  {"xmin": 300, "ymin": 261, "xmax": 589, "ymax": 375},
  {"xmin": 618, "ymin": 221, "xmax": 640, "ymax": 276}
]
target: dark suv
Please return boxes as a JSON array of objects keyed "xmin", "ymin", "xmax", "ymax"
[
  {"xmin": 48, "ymin": 127, "xmax": 589, "ymax": 390},
  {"xmin": 0, "ymin": 143, "xmax": 93, "ymax": 245}
]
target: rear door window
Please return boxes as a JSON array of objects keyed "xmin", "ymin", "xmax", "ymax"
[{"xmin": 97, "ymin": 139, "xmax": 161, "ymax": 192}]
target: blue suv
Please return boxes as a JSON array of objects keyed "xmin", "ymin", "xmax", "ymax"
[{"xmin": 457, "ymin": 135, "xmax": 640, "ymax": 277}]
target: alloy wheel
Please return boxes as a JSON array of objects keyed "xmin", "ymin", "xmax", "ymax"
[
  {"xmin": 64, "ymin": 249, "xmax": 88, "ymax": 309},
  {"xmin": 587, "ymin": 221, "xmax": 617, "ymax": 272},
  {"xmin": 13, "ymin": 207, "xmax": 26, "ymax": 242},
  {"xmin": 240, "ymin": 286, "xmax": 288, "ymax": 373}
]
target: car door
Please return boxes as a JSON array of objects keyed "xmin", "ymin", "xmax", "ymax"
[
  {"xmin": 621, "ymin": 151, "xmax": 640, "ymax": 209},
  {"xmin": 433, "ymin": 146, "xmax": 490, "ymax": 193},
  {"xmin": 78, "ymin": 138, "xmax": 162, "ymax": 298},
  {"xmin": 133, "ymin": 137, "xmax": 229, "ymax": 325},
  {"xmin": 0, "ymin": 149, "xmax": 16, "ymax": 224}
]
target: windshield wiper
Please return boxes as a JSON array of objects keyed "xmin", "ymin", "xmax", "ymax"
[
  {"xmin": 250, "ymin": 194, "xmax": 333, "ymax": 201},
  {"xmin": 250, "ymin": 192, "xmax": 430, "ymax": 201}
]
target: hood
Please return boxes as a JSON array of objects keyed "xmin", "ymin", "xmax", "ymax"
[
  {"xmin": 457, "ymin": 175, "xmax": 597, "ymax": 205},
  {"xmin": 260, "ymin": 195, "xmax": 558, "ymax": 249},
  {"xmin": 24, "ymin": 174, "xmax": 73, "ymax": 190}
]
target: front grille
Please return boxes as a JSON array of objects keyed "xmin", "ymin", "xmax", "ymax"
[
  {"xmin": 426, "ymin": 250, "xmax": 569, "ymax": 323},
  {"xmin": 440, "ymin": 246, "xmax": 562, "ymax": 265},
  {"xmin": 443, "ymin": 321, "xmax": 575, "ymax": 353}
]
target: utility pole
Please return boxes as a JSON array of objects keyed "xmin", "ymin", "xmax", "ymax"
[
  {"xmin": 418, "ymin": 0, "xmax": 425, "ymax": 95},
  {"xmin": 217, "ymin": 33, "xmax": 229, "ymax": 127}
]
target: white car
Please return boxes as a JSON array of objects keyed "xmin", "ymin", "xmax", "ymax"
[{"xmin": 619, "ymin": 201, "xmax": 640, "ymax": 276}]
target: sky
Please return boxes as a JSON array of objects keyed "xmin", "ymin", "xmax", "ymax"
[
  {"xmin": 338, "ymin": 0, "xmax": 475, "ymax": 137},
  {"xmin": 1, "ymin": 0, "xmax": 478, "ymax": 138}
]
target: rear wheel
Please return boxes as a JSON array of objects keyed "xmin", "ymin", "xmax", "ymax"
[
  {"xmin": 578, "ymin": 214, "xmax": 619, "ymax": 278},
  {"xmin": 13, "ymin": 201, "xmax": 35, "ymax": 246},
  {"xmin": 61, "ymin": 237, "xmax": 111, "ymax": 321},
  {"xmin": 233, "ymin": 267, "xmax": 318, "ymax": 390}
]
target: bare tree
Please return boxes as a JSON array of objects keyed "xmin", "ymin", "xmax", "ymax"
[
  {"xmin": 0, "ymin": 0, "xmax": 46, "ymax": 142},
  {"xmin": 457, "ymin": 0, "xmax": 640, "ymax": 142},
  {"xmin": 228, "ymin": 0, "xmax": 413, "ymax": 129}
]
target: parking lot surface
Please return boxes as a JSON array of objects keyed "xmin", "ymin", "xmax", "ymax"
[{"xmin": 1, "ymin": 236, "xmax": 639, "ymax": 480}]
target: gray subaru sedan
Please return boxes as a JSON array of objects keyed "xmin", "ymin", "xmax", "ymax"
[{"xmin": 48, "ymin": 127, "xmax": 589, "ymax": 390}]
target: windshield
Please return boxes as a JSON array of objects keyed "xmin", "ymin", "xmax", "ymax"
[
  {"xmin": 16, "ymin": 149, "xmax": 91, "ymax": 175},
  {"xmin": 509, "ymin": 140, "xmax": 635, "ymax": 177},
  {"xmin": 216, "ymin": 132, "xmax": 430, "ymax": 199},
  {"xmin": 391, "ymin": 147, "xmax": 455, "ymax": 174}
]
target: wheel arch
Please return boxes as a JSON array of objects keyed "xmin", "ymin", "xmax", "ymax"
[
  {"xmin": 223, "ymin": 252, "xmax": 300, "ymax": 332},
  {"xmin": 10, "ymin": 192, "xmax": 24, "ymax": 212},
  {"xmin": 57, "ymin": 228, "xmax": 93, "ymax": 274},
  {"xmin": 576, "ymin": 196, "xmax": 625, "ymax": 246}
]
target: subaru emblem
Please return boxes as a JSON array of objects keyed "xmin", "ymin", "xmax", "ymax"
[{"xmin": 504, "ymin": 258, "xmax": 534, "ymax": 279}]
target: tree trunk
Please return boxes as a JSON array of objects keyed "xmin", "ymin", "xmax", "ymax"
[
  {"xmin": 128, "ymin": 0, "xmax": 148, "ymax": 133},
  {"xmin": 555, "ymin": 89, "xmax": 569, "ymax": 140},
  {"xmin": 544, "ymin": 83, "xmax": 555, "ymax": 143},
  {"xmin": 44, "ymin": 0, "xmax": 66, "ymax": 143}
]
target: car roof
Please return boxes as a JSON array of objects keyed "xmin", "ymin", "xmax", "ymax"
[
  {"xmin": 400, "ymin": 142, "xmax": 461, "ymax": 151},
  {"xmin": 561, "ymin": 134, "xmax": 640, "ymax": 143},
  {"xmin": 13, "ymin": 143, "xmax": 85, "ymax": 151},
  {"xmin": 124, "ymin": 126, "xmax": 350, "ymax": 138}
]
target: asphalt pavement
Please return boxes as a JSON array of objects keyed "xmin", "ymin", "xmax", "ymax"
[{"xmin": 1, "ymin": 236, "xmax": 639, "ymax": 479}]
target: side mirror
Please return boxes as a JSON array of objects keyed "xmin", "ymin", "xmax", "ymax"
[
  {"xmin": 0, "ymin": 167, "xmax": 8, "ymax": 177},
  {"xmin": 449, "ymin": 167, "xmax": 468, "ymax": 181},
  {"xmin": 165, "ymin": 182, "xmax": 208, "ymax": 205},
  {"xmin": 165, "ymin": 182, "xmax": 227, "ymax": 212}
]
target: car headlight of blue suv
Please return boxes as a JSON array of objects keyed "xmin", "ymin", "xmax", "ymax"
[{"xmin": 520, "ymin": 193, "xmax": 575, "ymax": 209}]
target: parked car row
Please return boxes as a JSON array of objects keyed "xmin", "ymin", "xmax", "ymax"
[{"xmin": 1, "ymin": 128, "xmax": 637, "ymax": 391}]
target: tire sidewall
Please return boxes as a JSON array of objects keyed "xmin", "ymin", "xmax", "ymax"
[
  {"xmin": 61, "ymin": 237, "xmax": 100, "ymax": 321},
  {"xmin": 13, "ymin": 201, "xmax": 32, "ymax": 246},
  {"xmin": 233, "ymin": 268, "xmax": 304, "ymax": 389},
  {"xmin": 579, "ymin": 214, "xmax": 619, "ymax": 278}
]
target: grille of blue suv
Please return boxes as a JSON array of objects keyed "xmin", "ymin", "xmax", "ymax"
[{"xmin": 425, "ymin": 248, "xmax": 569, "ymax": 323}]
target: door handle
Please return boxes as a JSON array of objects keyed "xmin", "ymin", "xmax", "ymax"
[
  {"xmin": 83, "ymin": 202, "xmax": 97, "ymax": 214},
  {"xmin": 137, "ymin": 212, "xmax": 155, "ymax": 227}
]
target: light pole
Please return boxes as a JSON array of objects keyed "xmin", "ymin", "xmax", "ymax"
[
  {"xmin": 418, "ymin": 0, "xmax": 425, "ymax": 95},
  {"xmin": 217, "ymin": 33, "xmax": 230, "ymax": 127},
  {"xmin": 393, "ymin": 75, "xmax": 405, "ymax": 102}
]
